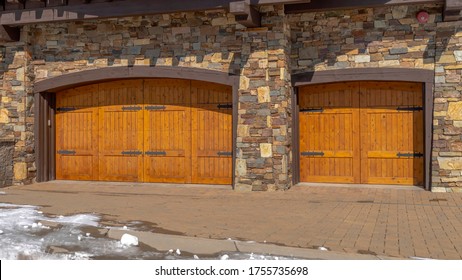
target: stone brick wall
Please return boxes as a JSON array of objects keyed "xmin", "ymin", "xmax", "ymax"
[
  {"xmin": 235, "ymin": 5, "xmax": 292, "ymax": 191},
  {"xmin": 25, "ymin": 6, "xmax": 293, "ymax": 191},
  {"xmin": 0, "ymin": 3, "xmax": 461, "ymax": 191},
  {"xmin": 433, "ymin": 21, "xmax": 462, "ymax": 192},
  {"xmin": 0, "ymin": 35, "xmax": 35, "ymax": 186},
  {"xmin": 0, "ymin": 140, "xmax": 14, "ymax": 187},
  {"xmin": 289, "ymin": 4, "xmax": 462, "ymax": 192},
  {"xmin": 289, "ymin": 4, "xmax": 441, "ymax": 72}
]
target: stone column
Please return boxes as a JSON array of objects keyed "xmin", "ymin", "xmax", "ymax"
[
  {"xmin": 0, "ymin": 27, "xmax": 35, "ymax": 186},
  {"xmin": 235, "ymin": 5, "xmax": 292, "ymax": 191},
  {"xmin": 433, "ymin": 21, "xmax": 462, "ymax": 192}
]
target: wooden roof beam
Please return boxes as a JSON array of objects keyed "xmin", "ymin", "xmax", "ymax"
[
  {"xmin": 0, "ymin": 24, "xmax": 20, "ymax": 42},
  {"xmin": 285, "ymin": 0, "xmax": 443, "ymax": 13},
  {"xmin": 444, "ymin": 0, "xmax": 462, "ymax": 21}
]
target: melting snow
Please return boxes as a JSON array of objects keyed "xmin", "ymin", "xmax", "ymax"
[{"xmin": 0, "ymin": 203, "xmax": 302, "ymax": 260}]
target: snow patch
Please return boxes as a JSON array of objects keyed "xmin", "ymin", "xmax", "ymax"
[
  {"xmin": 120, "ymin": 234, "xmax": 139, "ymax": 247},
  {"xmin": 318, "ymin": 246, "xmax": 329, "ymax": 251},
  {"xmin": 220, "ymin": 254, "xmax": 229, "ymax": 260},
  {"xmin": 0, "ymin": 191, "xmax": 6, "ymax": 195},
  {"xmin": 175, "ymin": 249, "xmax": 181, "ymax": 255}
]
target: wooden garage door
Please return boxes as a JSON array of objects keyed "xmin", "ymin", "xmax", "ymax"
[
  {"xmin": 299, "ymin": 81, "xmax": 423, "ymax": 186},
  {"xmin": 299, "ymin": 82, "xmax": 361, "ymax": 183},
  {"xmin": 56, "ymin": 79, "xmax": 232, "ymax": 185},
  {"xmin": 56, "ymin": 85, "xmax": 99, "ymax": 181}
]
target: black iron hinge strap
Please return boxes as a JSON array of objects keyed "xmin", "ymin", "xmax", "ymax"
[
  {"xmin": 121, "ymin": 150, "xmax": 143, "ymax": 156},
  {"xmin": 57, "ymin": 150, "xmax": 76, "ymax": 155},
  {"xmin": 122, "ymin": 106, "xmax": 142, "ymax": 111},
  {"xmin": 300, "ymin": 108, "xmax": 324, "ymax": 113},
  {"xmin": 397, "ymin": 106, "xmax": 423, "ymax": 111},
  {"xmin": 301, "ymin": 151, "xmax": 325, "ymax": 156},
  {"xmin": 397, "ymin": 152, "xmax": 424, "ymax": 158}
]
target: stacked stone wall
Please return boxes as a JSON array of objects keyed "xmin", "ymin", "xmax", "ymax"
[
  {"xmin": 288, "ymin": 4, "xmax": 441, "ymax": 72},
  {"xmin": 433, "ymin": 21, "xmax": 462, "ymax": 192},
  {"xmin": 0, "ymin": 140, "xmax": 14, "ymax": 187},
  {"xmin": 0, "ymin": 36, "xmax": 35, "ymax": 186},
  {"xmin": 26, "ymin": 6, "xmax": 293, "ymax": 191},
  {"xmin": 289, "ymin": 4, "xmax": 462, "ymax": 192},
  {"xmin": 0, "ymin": 3, "xmax": 461, "ymax": 191}
]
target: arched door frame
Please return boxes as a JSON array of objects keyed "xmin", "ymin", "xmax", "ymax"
[
  {"xmin": 291, "ymin": 68, "xmax": 434, "ymax": 190},
  {"xmin": 34, "ymin": 66, "xmax": 240, "ymax": 187}
]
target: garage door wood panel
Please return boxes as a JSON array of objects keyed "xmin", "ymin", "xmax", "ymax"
[
  {"xmin": 299, "ymin": 82, "xmax": 361, "ymax": 183},
  {"xmin": 360, "ymin": 82, "xmax": 423, "ymax": 185},
  {"xmin": 191, "ymin": 82, "xmax": 233, "ymax": 184},
  {"xmin": 299, "ymin": 81, "xmax": 424, "ymax": 186},
  {"xmin": 143, "ymin": 79, "xmax": 192, "ymax": 183},
  {"xmin": 98, "ymin": 80, "xmax": 144, "ymax": 182},
  {"xmin": 56, "ymin": 85, "xmax": 99, "ymax": 180},
  {"xmin": 56, "ymin": 79, "xmax": 232, "ymax": 185}
]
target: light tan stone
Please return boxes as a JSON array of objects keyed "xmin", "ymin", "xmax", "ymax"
[
  {"xmin": 448, "ymin": 102, "xmax": 462, "ymax": 120},
  {"xmin": 257, "ymin": 86, "xmax": 271, "ymax": 103},
  {"xmin": 133, "ymin": 38, "xmax": 151, "ymax": 45},
  {"xmin": 14, "ymin": 162, "xmax": 27, "ymax": 181},
  {"xmin": 438, "ymin": 157, "xmax": 462, "ymax": 170},
  {"xmin": 236, "ymin": 159, "xmax": 247, "ymax": 176},
  {"xmin": 438, "ymin": 55, "xmax": 457, "ymax": 64},
  {"xmin": 0, "ymin": 109, "xmax": 9, "ymax": 123},
  {"xmin": 211, "ymin": 17, "xmax": 228, "ymax": 26},
  {"xmin": 239, "ymin": 76, "xmax": 250, "ymax": 90},
  {"xmin": 234, "ymin": 184, "xmax": 252, "ymax": 192},
  {"xmin": 431, "ymin": 187, "xmax": 449, "ymax": 193},
  {"xmin": 267, "ymin": 116, "xmax": 272, "ymax": 128},
  {"xmin": 252, "ymin": 51, "xmax": 267, "ymax": 59},
  {"xmin": 211, "ymin": 53, "xmax": 222, "ymax": 63},
  {"xmin": 454, "ymin": 121, "xmax": 462, "ymax": 128},
  {"xmin": 379, "ymin": 60, "xmax": 400, "ymax": 67},
  {"xmin": 237, "ymin": 125, "xmax": 250, "ymax": 137},
  {"xmin": 454, "ymin": 51, "xmax": 462, "ymax": 62},
  {"xmin": 16, "ymin": 67, "xmax": 25, "ymax": 82},
  {"xmin": 260, "ymin": 143, "xmax": 273, "ymax": 158},
  {"xmin": 444, "ymin": 65, "xmax": 462, "ymax": 70}
]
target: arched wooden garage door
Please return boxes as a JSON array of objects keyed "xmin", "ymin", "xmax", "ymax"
[
  {"xmin": 55, "ymin": 79, "xmax": 233, "ymax": 185},
  {"xmin": 299, "ymin": 81, "xmax": 424, "ymax": 186}
]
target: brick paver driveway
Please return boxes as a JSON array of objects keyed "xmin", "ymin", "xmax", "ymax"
[{"xmin": 1, "ymin": 181, "xmax": 462, "ymax": 259}]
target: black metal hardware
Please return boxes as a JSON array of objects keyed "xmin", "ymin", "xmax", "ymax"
[
  {"xmin": 57, "ymin": 107, "xmax": 77, "ymax": 112},
  {"xmin": 217, "ymin": 151, "xmax": 232, "ymax": 156},
  {"xmin": 145, "ymin": 151, "xmax": 167, "ymax": 156},
  {"xmin": 301, "ymin": 151, "xmax": 325, "ymax": 156},
  {"xmin": 217, "ymin": 104, "xmax": 233, "ymax": 109},
  {"xmin": 397, "ymin": 106, "xmax": 423, "ymax": 112},
  {"xmin": 122, "ymin": 106, "xmax": 142, "ymax": 111},
  {"xmin": 397, "ymin": 152, "xmax": 424, "ymax": 158},
  {"xmin": 300, "ymin": 108, "xmax": 324, "ymax": 113},
  {"xmin": 121, "ymin": 150, "xmax": 143, "ymax": 156},
  {"xmin": 146, "ymin": 105, "xmax": 167, "ymax": 111},
  {"xmin": 57, "ymin": 150, "xmax": 76, "ymax": 155}
]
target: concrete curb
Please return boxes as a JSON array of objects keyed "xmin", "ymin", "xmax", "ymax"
[{"xmin": 108, "ymin": 229, "xmax": 402, "ymax": 260}]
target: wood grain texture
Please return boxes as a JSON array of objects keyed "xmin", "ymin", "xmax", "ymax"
[
  {"xmin": 299, "ymin": 81, "xmax": 424, "ymax": 186},
  {"xmin": 56, "ymin": 85, "xmax": 99, "ymax": 180},
  {"xmin": 299, "ymin": 82, "xmax": 361, "ymax": 183},
  {"xmin": 56, "ymin": 79, "xmax": 232, "ymax": 185}
]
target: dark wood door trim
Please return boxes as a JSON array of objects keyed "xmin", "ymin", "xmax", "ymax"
[
  {"xmin": 292, "ymin": 68, "xmax": 434, "ymax": 191},
  {"xmin": 35, "ymin": 67, "xmax": 239, "ymax": 188}
]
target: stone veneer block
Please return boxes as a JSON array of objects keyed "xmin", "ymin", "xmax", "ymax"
[
  {"xmin": 447, "ymin": 102, "xmax": 462, "ymax": 120},
  {"xmin": 260, "ymin": 143, "xmax": 273, "ymax": 158},
  {"xmin": 438, "ymin": 157, "xmax": 462, "ymax": 170}
]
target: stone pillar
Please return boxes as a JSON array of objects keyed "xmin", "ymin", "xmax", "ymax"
[
  {"xmin": 0, "ymin": 28, "xmax": 35, "ymax": 186},
  {"xmin": 433, "ymin": 21, "xmax": 462, "ymax": 192},
  {"xmin": 235, "ymin": 5, "xmax": 292, "ymax": 191}
]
